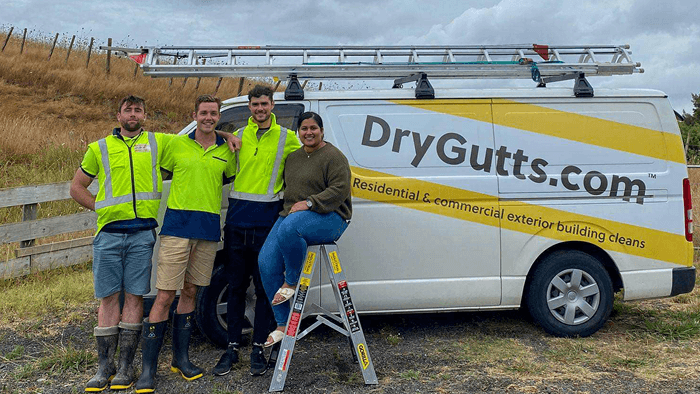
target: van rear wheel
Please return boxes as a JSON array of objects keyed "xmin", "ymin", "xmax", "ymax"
[
  {"xmin": 526, "ymin": 250, "xmax": 613, "ymax": 337},
  {"xmin": 195, "ymin": 264, "xmax": 256, "ymax": 348}
]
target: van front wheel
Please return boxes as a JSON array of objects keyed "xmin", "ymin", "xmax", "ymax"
[
  {"xmin": 526, "ymin": 250, "xmax": 613, "ymax": 337},
  {"xmin": 195, "ymin": 264, "xmax": 256, "ymax": 348}
]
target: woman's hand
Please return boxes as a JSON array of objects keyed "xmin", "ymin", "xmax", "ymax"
[{"xmin": 289, "ymin": 201, "xmax": 309, "ymax": 214}]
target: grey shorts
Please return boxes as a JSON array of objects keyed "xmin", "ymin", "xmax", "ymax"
[{"xmin": 92, "ymin": 229, "xmax": 156, "ymax": 299}]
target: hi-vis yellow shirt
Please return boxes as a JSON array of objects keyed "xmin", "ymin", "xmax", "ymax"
[{"xmin": 159, "ymin": 132, "xmax": 236, "ymax": 241}]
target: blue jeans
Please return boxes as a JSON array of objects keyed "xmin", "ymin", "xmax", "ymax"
[{"xmin": 258, "ymin": 211, "xmax": 349, "ymax": 326}]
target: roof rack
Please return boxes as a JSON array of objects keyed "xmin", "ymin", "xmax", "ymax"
[{"xmin": 102, "ymin": 44, "xmax": 643, "ymax": 99}]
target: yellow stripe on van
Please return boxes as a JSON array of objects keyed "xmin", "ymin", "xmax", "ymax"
[
  {"xmin": 351, "ymin": 166, "xmax": 693, "ymax": 266},
  {"xmin": 390, "ymin": 99, "xmax": 686, "ymax": 164}
]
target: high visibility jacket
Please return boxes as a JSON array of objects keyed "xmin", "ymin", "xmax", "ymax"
[
  {"xmin": 81, "ymin": 129, "xmax": 172, "ymax": 233},
  {"xmin": 229, "ymin": 113, "xmax": 300, "ymax": 202}
]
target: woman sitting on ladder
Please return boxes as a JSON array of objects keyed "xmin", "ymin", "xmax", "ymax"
[{"xmin": 258, "ymin": 111, "xmax": 352, "ymax": 347}]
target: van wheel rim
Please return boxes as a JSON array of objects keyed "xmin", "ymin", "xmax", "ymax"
[
  {"xmin": 214, "ymin": 284, "xmax": 255, "ymax": 335},
  {"xmin": 546, "ymin": 268, "xmax": 600, "ymax": 325},
  {"xmin": 215, "ymin": 285, "xmax": 229, "ymax": 331}
]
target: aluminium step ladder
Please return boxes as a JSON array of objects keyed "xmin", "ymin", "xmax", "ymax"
[
  {"xmin": 102, "ymin": 43, "xmax": 643, "ymax": 98},
  {"xmin": 268, "ymin": 244, "xmax": 377, "ymax": 392}
]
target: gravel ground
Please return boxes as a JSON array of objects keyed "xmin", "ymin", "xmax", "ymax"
[{"xmin": 3, "ymin": 309, "xmax": 700, "ymax": 394}]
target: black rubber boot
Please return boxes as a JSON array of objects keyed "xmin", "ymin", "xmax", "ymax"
[
  {"xmin": 134, "ymin": 319, "xmax": 166, "ymax": 394},
  {"xmin": 110, "ymin": 322, "xmax": 141, "ymax": 390},
  {"xmin": 85, "ymin": 326, "xmax": 118, "ymax": 392},
  {"xmin": 170, "ymin": 312, "xmax": 203, "ymax": 381},
  {"xmin": 267, "ymin": 341, "xmax": 281, "ymax": 371},
  {"xmin": 250, "ymin": 344, "xmax": 267, "ymax": 376},
  {"xmin": 212, "ymin": 342, "xmax": 239, "ymax": 376}
]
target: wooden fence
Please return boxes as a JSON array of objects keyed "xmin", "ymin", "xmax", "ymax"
[
  {"xmin": 0, "ymin": 181, "xmax": 98, "ymax": 278},
  {"xmin": 2, "ymin": 27, "xmax": 99, "ymax": 69}
]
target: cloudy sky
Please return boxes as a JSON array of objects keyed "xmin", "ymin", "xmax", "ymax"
[{"xmin": 3, "ymin": 0, "xmax": 699, "ymax": 113}]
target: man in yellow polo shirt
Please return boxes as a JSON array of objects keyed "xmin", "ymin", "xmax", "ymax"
[{"xmin": 135, "ymin": 95, "xmax": 236, "ymax": 393}]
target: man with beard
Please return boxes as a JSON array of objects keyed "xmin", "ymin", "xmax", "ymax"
[
  {"xmin": 71, "ymin": 95, "xmax": 177, "ymax": 392},
  {"xmin": 212, "ymin": 85, "xmax": 300, "ymax": 377}
]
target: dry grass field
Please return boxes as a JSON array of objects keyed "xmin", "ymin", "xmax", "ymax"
[
  {"xmin": 0, "ymin": 31, "xmax": 266, "ymax": 187},
  {"xmin": 3, "ymin": 30, "xmax": 700, "ymax": 394}
]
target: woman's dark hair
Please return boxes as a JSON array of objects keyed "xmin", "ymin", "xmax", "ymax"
[{"xmin": 297, "ymin": 111, "xmax": 323, "ymax": 129}]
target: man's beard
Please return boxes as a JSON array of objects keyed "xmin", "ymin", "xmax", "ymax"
[
  {"xmin": 121, "ymin": 121, "xmax": 142, "ymax": 132},
  {"xmin": 255, "ymin": 112, "xmax": 270, "ymax": 123}
]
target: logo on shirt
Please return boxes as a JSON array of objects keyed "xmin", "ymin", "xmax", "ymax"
[{"xmin": 134, "ymin": 144, "xmax": 151, "ymax": 153}]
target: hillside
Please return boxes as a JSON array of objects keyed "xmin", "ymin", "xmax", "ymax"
[{"xmin": 0, "ymin": 32, "xmax": 269, "ymax": 189}]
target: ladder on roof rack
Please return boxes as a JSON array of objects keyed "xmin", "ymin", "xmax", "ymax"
[{"xmin": 102, "ymin": 44, "xmax": 643, "ymax": 98}]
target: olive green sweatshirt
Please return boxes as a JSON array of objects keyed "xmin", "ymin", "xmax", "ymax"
[{"xmin": 281, "ymin": 142, "xmax": 352, "ymax": 220}]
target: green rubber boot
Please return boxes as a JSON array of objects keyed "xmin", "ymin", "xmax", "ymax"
[
  {"xmin": 85, "ymin": 326, "xmax": 118, "ymax": 392},
  {"xmin": 110, "ymin": 322, "xmax": 141, "ymax": 390}
]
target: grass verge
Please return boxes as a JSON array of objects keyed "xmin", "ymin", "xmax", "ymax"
[
  {"xmin": 11, "ymin": 342, "xmax": 94, "ymax": 381},
  {"xmin": 0, "ymin": 262, "xmax": 95, "ymax": 325}
]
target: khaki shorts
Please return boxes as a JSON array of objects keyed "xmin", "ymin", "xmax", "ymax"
[{"xmin": 156, "ymin": 235, "xmax": 218, "ymax": 290}]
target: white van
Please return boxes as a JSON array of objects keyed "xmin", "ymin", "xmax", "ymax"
[
  {"xmin": 150, "ymin": 85, "xmax": 694, "ymax": 347},
  {"xmin": 117, "ymin": 43, "xmax": 694, "ymax": 347}
]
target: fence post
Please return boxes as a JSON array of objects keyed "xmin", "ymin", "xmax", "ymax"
[
  {"xmin": 1, "ymin": 26, "xmax": 13, "ymax": 52},
  {"xmin": 85, "ymin": 37, "xmax": 94, "ymax": 68},
  {"xmin": 106, "ymin": 37, "xmax": 112, "ymax": 74},
  {"xmin": 168, "ymin": 55, "xmax": 177, "ymax": 88},
  {"xmin": 65, "ymin": 35, "xmax": 76, "ymax": 64},
  {"xmin": 236, "ymin": 77, "xmax": 245, "ymax": 96},
  {"xmin": 181, "ymin": 56, "xmax": 189, "ymax": 87},
  {"xmin": 194, "ymin": 58, "xmax": 205, "ymax": 90},
  {"xmin": 47, "ymin": 33, "xmax": 59, "ymax": 61},
  {"xmin": 20, "ymin": 28, "xmax": 27, "ymax": 54},
  {"xmin": 133, "ymin": 62, "xmax": 139, "ymax": 77},
  {"xmin": 19, "ymin": 204, "xmax": 38, "ymax": 248},
  {"xmin": 215, "ymin": 77, "xmax": 223, "ymax": 94},
  {"xmin": 274, "ymin": 80, "xmax": 281, "ymax": 91}
]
